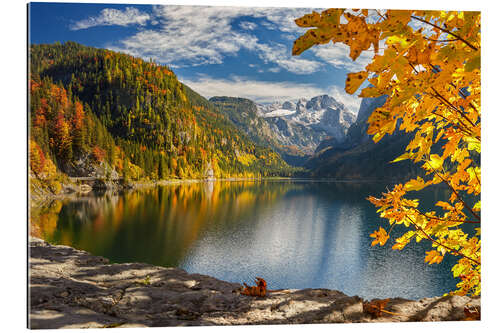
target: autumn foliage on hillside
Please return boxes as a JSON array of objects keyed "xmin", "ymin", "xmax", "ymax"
[
  {"xmin": 30, "ymin": 42, "xmax": 294, "ymax": 183},
  {"xmin": 29, "ymin": 76, "xmax": 129, "ymax": 179},
  {"xmin": 293, "ymin": 10, "xmax": 480, "ymax": 296}
]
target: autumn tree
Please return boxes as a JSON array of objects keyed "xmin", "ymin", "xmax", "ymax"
[
  {"xmin": 72, "ymin": 101, "xmax": 85, "ymax": 153},
  {"xmin": 293, "ymin": 9, "xmax": 480, "ymax": 296},
  {"xmin": 52, "ymin": 111, "xmax": 73, "ymax": 161}
]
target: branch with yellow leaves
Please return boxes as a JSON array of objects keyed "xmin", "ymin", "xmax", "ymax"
[
  {"xmin": 407, "ymin": 63, "xmax": 476, "ymax": 137},
  {"xmin": 409, "ymin": 15, "xmax": 479, "ymax": 51},
  {"xmin": 405, "ymin": 214, "xmax": 480, "ymax": 265},
  {"xmin": 425, "ymin": 161, "xmax": 481, "ymax": 221},
  {"xmin": 413, "ymin": 207, "xmax": 480, "ymax": 224},
  {"xmin": 430, "ymin": 87, "xmax": 478, "ymax": 131}
]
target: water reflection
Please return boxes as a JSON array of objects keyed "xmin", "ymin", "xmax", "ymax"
[{"xmin": 32, "ymin": 180, "xmax": 461, "ymax": 299}]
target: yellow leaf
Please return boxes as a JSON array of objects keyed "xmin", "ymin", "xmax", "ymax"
[
  {"xmin": 292, "ymin": 28, "xmax": 336, "ymax": 55},
  {"xmin": 404, "ymin": 177, "xmax": 427, "ymax": 191},
  {"xmin": 392, "ymin": 242, "xmax": 406, "ymax": 250},
  {"xmin": 295, "ymin": 11, "xmax": 322, "ymax": 27},
  {"xmin": 359, "ymin": 86, "xmax": 380, "ymax": 98},
  {"xmin": 320, "ymin": 8, "xmax": 344, "ymax": 26},
  {"xmin": 292, "ymin": 30, "xmax": 318, "ymax": 55},
  {"xmin": 386, "ymin": 35, "xmax": 413, "ymax": 49},
  {"xmin": 370, "ymin": 227, "xmax": 389, "ymax": 246},
  {"xmin": 386, "ymin": 10, "xmax": 412, "ymax": 25},
  {"xmin": 426, "ymin": 154, "xmax": 443, "ymax": 170},
  {"xmin": 345, "ymin": 71, "xmax": 368, "ymax": 94},
  {"xmin": 465, "ymin": 137, "xmax": 481, "ymax": 153},
  {"xmin": 465, "ymin": 52, "xmax": 481, "ymax": 72},
  {"xmin": 391, "ymin": 152, "xmax": 411, "ymax": 163},
  {"xmin": 425, "ymin": 250, "xmax": 444, "ymax": 264}
]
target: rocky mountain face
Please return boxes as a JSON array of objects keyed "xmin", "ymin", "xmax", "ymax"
[
  {"xmin": 305, "ymin": 95, "xmax": 421, "ymax": 180},
  {"xmin": 210, "ymin": 94, "xmax": 421, "ymax": 179},
  {"xmin": 258, "ymin": 95, "xmax": 356, "ymax": 148},
  {"xmin": 210, "ymin": 95, "xmax": 356, "ymax": 166}
]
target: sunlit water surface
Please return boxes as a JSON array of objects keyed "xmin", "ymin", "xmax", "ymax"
[{"xmin": 32, "ymin": 180, "xmax": 466, "ymax": 300}]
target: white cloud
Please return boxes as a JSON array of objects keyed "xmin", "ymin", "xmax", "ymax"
[
  {"xmin": 312, "ymin": 43, "xmax": 373, "ymax": 72},
  {"xmin": 254, "ymin": 42, "xmax": 323, "ymax": 74},
  {"xmin": 262, "ymin": 7, "xmax": 324, "ymax": 33},
  {"xmin": 104, "ymin": 5, "xmax": 324, "ymax": 74},
  {"xmin": 239, "ymin": 21, "xmax": 257, "ymax": 30},
  {"xmin": 281, "ymin": 33, "xmax": 297, "ymax": 41},
  {"xmin": 71, "ymin": 5, "xmax": 382, "ymax": 73},
  {"xmin": 182, "ymin": 75, "xmax": 325, "ymax": 103},
  {"xmin": 181, "ymin": 75, "xmax": 361, "ymax": 112},
  {"xmin": 328, "ymin": 85, "xmax": 362, "ymax": 113},
  {"xmin": 70, "ymin": 7, "xmax": 150, "ymax": 30}
]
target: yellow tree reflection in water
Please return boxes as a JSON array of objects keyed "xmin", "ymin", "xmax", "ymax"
[{"xmin": 34, "ymin": 181, "xmax": 295, "ymax": 267}]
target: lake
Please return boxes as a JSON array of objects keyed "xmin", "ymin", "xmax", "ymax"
[{"xmin": 31, "ymin": 179, "xmax": 463, "ymax": 300}]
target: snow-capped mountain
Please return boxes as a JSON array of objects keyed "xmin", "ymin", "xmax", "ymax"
[
  {"xmin": 209, "ymin": 95, "xmax": 356, "ymax": 166},
  {"xmin": 304, "ymin": 95, "xmax": 422, "ymax": 179},
  {"xmin": 256, "ymin": 95, "xmax": 356, "ymax": 152}
]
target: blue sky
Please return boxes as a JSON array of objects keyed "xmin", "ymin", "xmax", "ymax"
[{"xmin": 29, "ymin": 2, "xmax": 375, "ymax": 111}]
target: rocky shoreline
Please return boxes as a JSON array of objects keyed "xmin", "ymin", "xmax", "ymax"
[{"xmin": 29, "ymin": 237, "xmax": 480, "ymax": 329}]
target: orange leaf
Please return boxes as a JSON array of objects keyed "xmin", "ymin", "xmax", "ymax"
[
  {"xmin": 370, "ymin": 227, "xmax": 389, "ymax": 246},
  {"xmin": 241, "ymin": 277, "xmax": 267, "ymax": 297},
  {"xmin": 425, "ymin": 250, "xmax": 444, "ymax": 264},
  {"xmin": 345, "ymin": 71, "xmax": 368, "ymax": 94}
]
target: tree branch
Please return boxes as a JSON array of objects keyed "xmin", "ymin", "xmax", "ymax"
[
  {"xmin": 423, "ymin": 37, "xmax": 459, "ymax": 43},
  {"xmin": 407, "ymin": 63, "xmax": 475, "ymax": 137},
  {"xmin": 406, "ymin": 215, "xmax": 480, "ymax": 265},
  {"xmin": 410, "ymin": 15, "xmax": 479, "ymax": 51},
  {"xmin": 413, "ymin": 207, "xmax": 480, "ymax": 224},
  {"xmin": 428, "ymin": 63, "xmax": 480, "ymax": 117},
  {"xmin": 430, "ymin": 87, "xmax": 478, "ymax": 130},
  {"xmin": 425, "ymin": 161, "xmax": 481, "ymax": 221}
]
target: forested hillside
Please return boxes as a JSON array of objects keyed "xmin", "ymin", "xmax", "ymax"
[
  {"xmin": 209, "ymin": 96, "xmax": 310, "ymax": 166},
  {"xmin": 29, "ymin": 42, "xmax": 293, "ymax": 189}
]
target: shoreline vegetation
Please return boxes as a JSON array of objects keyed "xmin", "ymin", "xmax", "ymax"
[
  {"xmin": 29, "ymin": 175, "xmax": 411, "ymax": 208},
  {"xmin": 29, "ymin": 236, "xmax": 480, "ymax": 328},
  {"xmin": 29, "ymin": 176, "xmax": 289, "ymax": 207}
]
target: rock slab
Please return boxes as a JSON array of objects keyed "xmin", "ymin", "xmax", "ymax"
[{"xmin": 29, "ymin": 237, "xmax": 480, "ymax": 328}]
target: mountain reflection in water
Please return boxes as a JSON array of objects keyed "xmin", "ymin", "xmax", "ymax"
[{"xmin": 32, "ymin": 180, "xmax": 461, "ymax": 300}]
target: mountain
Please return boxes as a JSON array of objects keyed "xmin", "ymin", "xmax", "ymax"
[
  {"xmin": 305, "ymin": 95, "xmax": 421, "ymax": 180},
  {"xmin": 210, "ymin": 95, "xmax": 356, "ymax": 166},
  {"xmin": 29, "ymin": 42, "xmax": 294, "ymax": 186},
  {"xmin": 258, "ymin": 95, "xmax": 356, "ymax": 151}
]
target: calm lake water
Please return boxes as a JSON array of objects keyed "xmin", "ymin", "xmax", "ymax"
[{"xmin": 31, "ymin": 180, "xmax": 465, "ymax": 300}]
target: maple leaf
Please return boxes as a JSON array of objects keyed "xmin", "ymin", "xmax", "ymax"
[
  {"xmin": 425, "ymin": 250, "xmax": 444, "ymax": 265},
  {"xmin": 370, "ymin": 227, "xmax": 389, "ymax": 246},
  {"xmin": 241, "ymin": 277, "xmax": 267, "ymax": 297},
  {"xmin": 363, "ymin": 299, "xmax": 392, "ymax": 318},
  {"xmin": 345, "ymin": 71, "xmax": 368, "ymax": 95},
  {"xmin": 463, "ymin": 306, "xmax": 480, "ymax": 320},
  {"xmin": 404, "ymin": 177, "xmax": 427, "ymax": 191}
]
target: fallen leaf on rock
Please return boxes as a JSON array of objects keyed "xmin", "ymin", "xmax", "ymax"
[
  {"xmin": 363, "ymin": 299, "xmax": 402, "ymax": 318},
  {"xmin": 464, "ymin": 306, "xmax": 480, "ymax": 320},
  {"xmin": 241, "ymin": 277, "xmax": 267, "ymax": 297}
]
